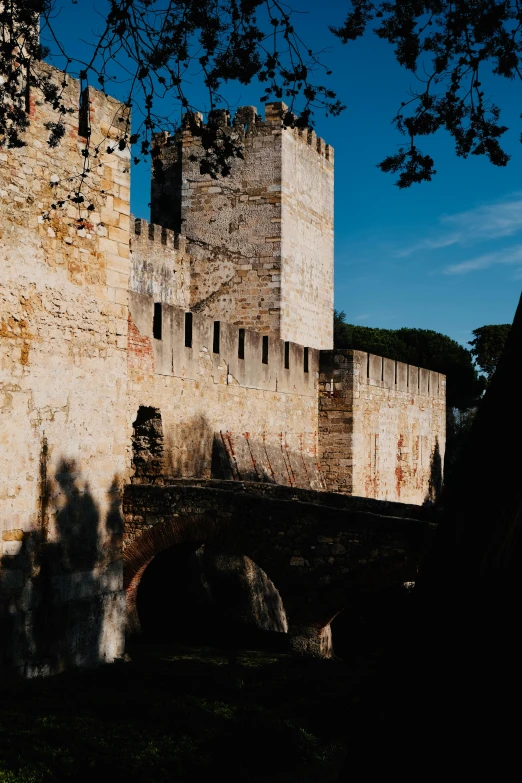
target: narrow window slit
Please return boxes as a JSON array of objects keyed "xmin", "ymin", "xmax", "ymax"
[
  {"xmin": 238, "ymin": 329, "xmax": 245, "ymax": 360},
  {"xmin": 184, "ymin": 312, "xmax": 192, "ymax": 348},
  {"xmin": 213, "ymin": 321, "xmax": 220, "ymax": 354},
  {"xmin": 262, "ymin": 335, "xmax": 269, "ymax": 365},
  {"xmin": 304, "ymin": 347, "xmax": 309, "ymax": 374},
  {"xmin": 78, "ymin": 86, "xmax": 90, "ymax": 138},
  {"xmin": 153, "ymin": 303, "xmax": 162, "ymax": 340},
  {"xmin": 24, "ymin": 64, "xmax": 31, "ymax": 114},
  {"xmin": 284, "ymin": 341, "xmax": 290, "ymax": 370}
]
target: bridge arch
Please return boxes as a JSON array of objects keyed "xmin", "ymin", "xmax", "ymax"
[
  {"xmin": 123, "ymin": 510, "xmax": 289, "ymax": 637},
  {"xmin": 123, "ymin": 481, "xmax": 435, "ymax": 654}
]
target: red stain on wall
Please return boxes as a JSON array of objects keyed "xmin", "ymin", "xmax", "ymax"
[
  {"xmin": 128, "ymin": 313, "xmax": 155, "ymax": 374},
  {"xmin": 396, "ymin": 436, "xmax": 404, "ymax": 498}
]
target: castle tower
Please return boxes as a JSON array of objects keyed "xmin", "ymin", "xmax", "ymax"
[{"xmin": 151, "ymin": 102, "xmax": 334, "ymax": 350}]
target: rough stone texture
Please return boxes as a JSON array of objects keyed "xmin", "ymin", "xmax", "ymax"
[
  {"xmin": 127, "ymin": 297, "xmax": 325, "ymax": 490},
  {"xmin": 150, "ymin": 103, "xmax": 334, "ymax": 350},
  {"xmin": 130, "ymin": 217, "xmax": 190, "ymax": 308},
  {"xmin": 0, "ymin": 65, "xmax": 128, "ymax": 676},
  {"xmin": 319, "ymin": 351, "xmax": 446, "ymax": 504},
  {"xmin": 192, "ymin": 549, "xmax": 288, "ymax": 634},
  {"xmin": 287, "ymin": 624, "xmax": 333, "ymax": 658}
]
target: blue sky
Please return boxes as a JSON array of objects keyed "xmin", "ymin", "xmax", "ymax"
[{"xmin": 45, "ymin": 1, "xmax": 522, "ymax": 346}]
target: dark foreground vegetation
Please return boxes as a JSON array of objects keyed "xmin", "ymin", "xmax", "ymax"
[
  {"xmin": 3, "ymin": 586, "xmax": 520, "ymax": 783},
  {"xmin": 0, "ymin": 587, "xmax": 416, "ymax": 783},
  {"xmin": 0, "ymin": 645, "xmax": 352, "ymax": 782}
]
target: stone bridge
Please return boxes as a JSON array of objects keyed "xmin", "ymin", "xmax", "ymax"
[{"xmin": 123, "ymin": 480, "xmax": 438, "ymax": 656}]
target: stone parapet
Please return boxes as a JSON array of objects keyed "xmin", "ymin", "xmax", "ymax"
[
  {"xmin": 131, "ymin": 216, "xmax": 186, "ymax": 255},
  {"xmin": 128, "ymin": 295, "xmax": 319, "ymax": 396},
  {"xmin": 320, "ymin": 350, "xmax": 446, "ymax": 399}
]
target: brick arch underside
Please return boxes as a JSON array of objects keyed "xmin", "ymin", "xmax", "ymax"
[{"xmin": 123, "ymin": 512, "xmax": 287, "ymax": 635}]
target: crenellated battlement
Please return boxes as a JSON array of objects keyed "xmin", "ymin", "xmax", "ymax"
[
  {"xmin": 151, "ymin": 100, "xmax": 335, "ymax": 350},
  {"xmin": 319, "ymin": 350, "xmax": 445, "ymax": 400},
  {"xmin": 131, "ymin": 216, "xmax": 187, "ymax": 255},
  {"xmin": 153, "ymin": 102, "xmax": 333, "ymax": 164},
  {"xmin": 128, "ymin": 294, "xmax": 319, "ymax": 398},
  {"xmin": 0, "ymin": 30, "xmax": 447, "ymax": 680},
  {"xmin": 358, "ymin": 351, "xmax": 445, "ymax": 398}
]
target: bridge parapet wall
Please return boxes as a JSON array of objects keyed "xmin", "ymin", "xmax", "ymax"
[{"xmin": 123, "ymin": 481, "xmax": 437, "ymax": 635}]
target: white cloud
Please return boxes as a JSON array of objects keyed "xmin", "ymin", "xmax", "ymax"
[
  {"xmin": 443, "ymin": 244, "xmax": 522, "ymax": 275},
  {"xmin": 397, "ymin": 193, "xmax": 522, "ymax": 257}
]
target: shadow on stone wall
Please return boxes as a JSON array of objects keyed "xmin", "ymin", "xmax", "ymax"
[
  {"xmin": 211, "ymin": 434, "xmax": 261, "ymax": 481},
  {"xmin": 0, "ymin": 448, "xmax": 124, "ymax": 678},
  {"xmin": 424, "ymin": 438, "xmax": 443, "ymax": 506},
  {"xmin": 164, "ymin": 414, "xmax": 214, "ymax": 479},
  {"xmin": 131, "ymin": 406, "xmax": 323, "ymax": 489},
  {"xmin": 197, "ymin": 547, "xmax": 288, "ymax": 633}
]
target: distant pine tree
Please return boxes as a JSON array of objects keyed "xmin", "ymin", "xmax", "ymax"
[{"xmin": 333, "ymin": 310, "xmax": 484, "ymax": 410}]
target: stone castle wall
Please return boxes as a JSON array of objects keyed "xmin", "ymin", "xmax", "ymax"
[
  {"xmin": 130, "ymin": 217, "xmax": 190, "ymax": 308},
  {"xmin": 0, "ymin": 51, "xmax": 446, "ymax": 677},
  {"xmin": 127, "ymin": 296, "xmax": 324, "ymax": 490},
  {"xmin": 319, "ymin": 351, "xmax": 446, "ymax": 504},
  {"xmin": 0, "ymin": 65, "xmax": 128, "ymax": 676},
  {"xmin": 280, "ymin": 123, "xmax": 334, "ymax": 349},
  {"xmin": 151, "ymin": 103, "xmax": 334, "ymax": 350}
]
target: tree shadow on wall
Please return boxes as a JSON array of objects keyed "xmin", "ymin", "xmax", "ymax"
[
  {"xmin": 0, "ymin": 449, "xmax": 123, "ymax": 677},
  {"xmin": 210, "ymin": 433, "xmax": 274, "ymax": 482},
  {"xmin": 164, "ymin": 414, "xmax": 215, "ymax": 479},
  {"xmin": 424, "ymin": 438, "xmax": 443, "ymax": 506}
]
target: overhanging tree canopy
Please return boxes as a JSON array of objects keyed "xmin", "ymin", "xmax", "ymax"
[
  {"xmin": 333, "ymin": 0, "xmax": 522, "ymax": 187},
  {"xmin": 3, "ymin": 1, "xmax": 522, "ymax": 189},
  {"xmin": 0, "ymin": 1, "xmax": 343, "ymax": 163}
]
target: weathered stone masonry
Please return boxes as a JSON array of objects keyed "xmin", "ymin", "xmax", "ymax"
[
  {"xmin": 151, "ymin": 104, "xmax": 334, "ymax": 350},
  {"xmin": 0, "ymin": 65, "xmax": 129, "ymax": 676},
  {"xmin": 0, "ymin": 34, "xmax": 445, "ymax": 674},
  {"xmin": 319, "ymin": 350, "xmax": 446, "ymax": 504},
  {"xmin": 127, "ymin": 291, "xmax": 323, "ymax": 490}
]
